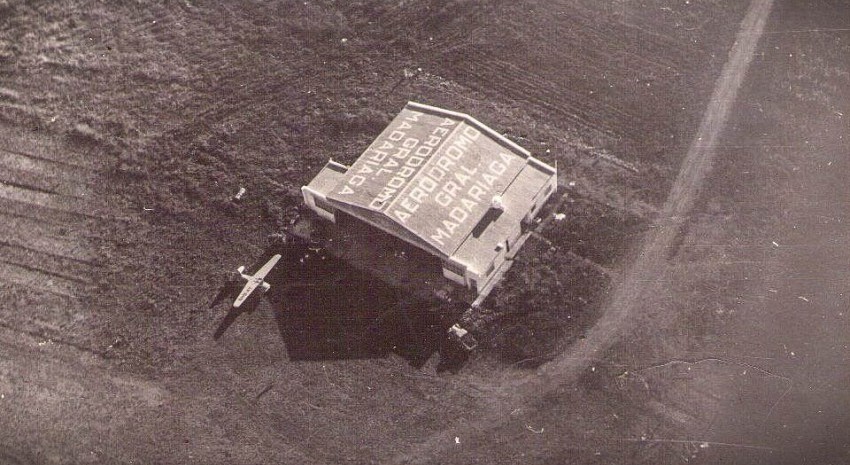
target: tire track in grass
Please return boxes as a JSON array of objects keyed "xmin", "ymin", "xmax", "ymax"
[{"xmin": 0, "ymin": 120, "xmax": 105, "ymax": 338}]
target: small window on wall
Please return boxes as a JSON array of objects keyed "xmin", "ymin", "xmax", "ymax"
[{"xmin": 485, "ymin": 261, "xmax": 495, "ymax": 276}]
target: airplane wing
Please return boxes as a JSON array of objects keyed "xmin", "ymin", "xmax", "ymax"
[
  {"xmin": 253, "ymin": 254, "xmax": 282, "ymax": 280},
  {"xmin": 233, "ymin": 280, "xmax": 261, "ymax": 308}
]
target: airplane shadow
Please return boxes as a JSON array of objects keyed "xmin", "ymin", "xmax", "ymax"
[
  {"xmin": 211, "ymin": 274, "xmax": 262, "ymax": 340},
  {"xmin": 213, "ymin": 240, "xmax": 470, "ymax": 370}
]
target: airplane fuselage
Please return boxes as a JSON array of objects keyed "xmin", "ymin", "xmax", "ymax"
[{"xmin": 240, "ymin": 274, "xmax": 271, "ymax": 291}]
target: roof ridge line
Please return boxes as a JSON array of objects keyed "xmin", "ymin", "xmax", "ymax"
[{"xmin": 407, "ymin": 101, "xmax": 532, "ymax": 158}]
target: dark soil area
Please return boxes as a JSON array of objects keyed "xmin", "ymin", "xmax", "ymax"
[
  {"xmin": 486, "ymin": 236, "xmax": 612, "ymax": 367},
  {"xmin": 542, "ymin": 191, "xmax": 649, "ymax": 267}
]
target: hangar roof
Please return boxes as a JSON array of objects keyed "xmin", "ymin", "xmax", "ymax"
[{"xmin": 320, "ymin": 102, "xmax": 556, "ymax": 259}]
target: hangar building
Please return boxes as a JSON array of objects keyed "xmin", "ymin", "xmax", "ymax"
[{"xmin": 302, "ymin": 102, "xmax": 557, "ymax": 298}]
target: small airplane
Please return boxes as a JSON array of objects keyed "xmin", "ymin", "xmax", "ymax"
[
  {"xmin": 211, "ymin": 253, "xmax": 282, "ymax": 340},
  {"xmin": 232, "ymin": 254, "xmax": 281, "ymax": 308},
  {"xmin": 209, "ymin": 254, "xmax": 282, "ymax": 310}
]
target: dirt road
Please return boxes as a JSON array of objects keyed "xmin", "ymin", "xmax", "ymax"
[{"xmin": 538, "ymin": 0, "xmax": 775, "ymax": 385}]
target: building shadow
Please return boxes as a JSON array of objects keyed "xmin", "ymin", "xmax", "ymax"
[{"xmin": 219, "ymin": 239, "xmax": 468, "ymax": 369}]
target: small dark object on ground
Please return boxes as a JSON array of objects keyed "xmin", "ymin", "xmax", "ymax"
[{"xmin": 447, "ymin": 323, "xmax": 478, "ymax": 351}]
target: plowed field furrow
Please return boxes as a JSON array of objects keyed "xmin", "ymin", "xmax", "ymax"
[
  {"xmin": 441, "ymin": 28, "xmax": 644, "ymax": 112},
  {"xmin": 0, "ymin": 179, "xmax": 57, "ymax": 205},
  {"xmin": 0, "ymin": 319, "xmax": 83, "ymax": 355},
  {"xmin": 450, "ymin": 61, "xmax": 616, "ymax": 137},
  {"xmin": 0, "ymin": 196, "xmax": 106, "ymax": 228},
  {"xmin": 616, "ymin": 25, "xmax": 694, "ymax": 72},
  {"xmin": 376, "ymin": 1, "xmax": 424, "ymax": 31},
  {"xmin": 0, "ymin": 281, "xmax": 78, "ymax": 308},
  {"xmin": 0, "ymin": 102, "xmax": 43, "ymax": 123},
  {"xmin": 0, "ymin": 261, "xmax": 79, "ymax": 298},
  {"xmin": 576, "ymin": 0, "xmax": 706, "ymax": 44},
  {"xmin": 534, "ymin": 27, "xmax": 666, "ymax": 82},
  {"xmin": 0, "ymin": 241, "xmax": 95, "ymax": 282},
  {"xmin": 0, "ymin": 207, "xmax": 72, "ymax": 229},
  {"xmin": 188, "ymin": 47, "xmax": 247, "ymax": 85},
  {"xmin": 338, "ymin": 3, "xmax": 382, "ymax": 27},
  {"xmin": 159, "ymin": 101, "xmax": 246, "ymax": 148},
  {"xmin": 0, "ymin": 135, "xmax": 98, "ymax": 170},
  {"xmin": 538, "ymin": 32, "xmax": 678, "ymax": 86},
  {"xmin": 124, "ymin": 6, "xmax": 187, "ymax": 43},
  {"xmin": 447, "ymin": 50, "xmax": 635, "ymax": 136},
  {"xmin": 427, "ymin": 6, "xmax": 490, "ymax": 41},
  {"xmin": 478, "ymin": 55, "xmax": 640, "ymax": 128},
  {"xmin": 559, "ymin": 3, "xmax": 691, "ymax": 72},
  {"xmin": 429, "ymin": 26, "xmax": 490, "ymax": 54},
  {"xmin": 0, "ymin": 165, "xmax": 89, "ymax": 199},
  {"xmin": 511, "ymin": 69, "xmax": 661, "ymax": 141},
  {"xmin": 0, "ymin": 219, "xmax": 96, "ymax": 263},
  {"xmin": 0, "ymin": 147, "xmax": 97, "ymax": 184},
  {"xmin": 0, "ymin": 257, "xmax": 90, "ymax": 287},
  {"xmin": 481, "ymin": 4, "xmax": 691, "ymax": 80},
  {"xmin": 534, "ymin": 31, "xmax": 666, "ymax": 82},
  {"xmin": 425, "ymin": 4, "xmax": 492, "ymax": 47},
  {"xmin": 169, "ymin": 11, "xmax": 262, "ymax": 85},
  {"xmin": 0, "ymin": 181, "xmax": 103, "ymax": 216},
  {"xmin": 0, "ymin": 177, "xmax": 57, "ymax": 196},
  {"xmin": 0, "ymin": 210, "xmax": 101, "ymax": 244},
  {"xmin": 156, "ymin": 80, "xmax": 281, "ymax": 148}
]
